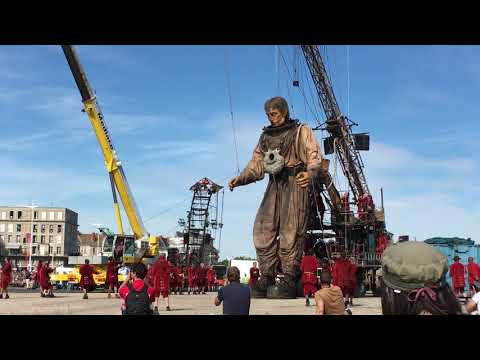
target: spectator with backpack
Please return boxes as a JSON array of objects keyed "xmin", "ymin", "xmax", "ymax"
[{"xmin": 119, "ymin": 263, "xmax": 156, "ymax": 315}]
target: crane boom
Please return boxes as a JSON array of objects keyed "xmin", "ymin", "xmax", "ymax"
[
  {"xmin": 61, "ymin": 45, "xmax": 148, "ymax": 241},
  {"xmin": 301, "ymin": 45, "xmax": 370, "ymax": 202}
]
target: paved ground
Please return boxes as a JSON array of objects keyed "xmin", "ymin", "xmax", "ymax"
[{"xmin": 0, "ymin": 289, "xmax": 382, "ymax": 315}]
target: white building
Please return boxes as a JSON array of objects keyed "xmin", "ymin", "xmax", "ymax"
[{"xmin": 0, "ymin": 206, "xmax": 78, "ymax": 268}]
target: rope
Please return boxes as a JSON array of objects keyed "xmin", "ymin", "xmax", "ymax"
[
  {"xmin": 144, "ymin": 174, "xmax": 232, "ymax": 224},
  {"xmin": 283, "ymin": 58, "xmax": 295, "ymax": 117},
  {"xmin": 275, "ymin": 45, "xmax": 280, "ymax": 93},
  {"xmin": 346, "ymin": 45, "xmax": 350, "ymax": 117},
  {"xmin": 218, "ymin": 189, "xmax": 225, "ymax": 255},
  {"xmin": 224, "ymin": 48, "xmax": 241, "ymax": 175},
  {"xmin": 144, "ymin": 198, "xmax": 191, "ymax": 223}
]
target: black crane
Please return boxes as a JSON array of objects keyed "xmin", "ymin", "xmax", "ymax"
[
  {"xmin": 301, "ymin": 45, "xmax": 370, "ymax": 203},
  {"xmin": 300, "ymin": 45, "xmax": 388, "ymax": 297}
]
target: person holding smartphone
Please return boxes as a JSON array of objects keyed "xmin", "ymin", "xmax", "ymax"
[{"xmin": 119, "ymin": 263, "xmax": 155, "ymax": 315}]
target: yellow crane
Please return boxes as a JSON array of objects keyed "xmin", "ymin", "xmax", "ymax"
[{"xmin": 62, "ymin": 45, "xmax": 166, "ymax": 264}]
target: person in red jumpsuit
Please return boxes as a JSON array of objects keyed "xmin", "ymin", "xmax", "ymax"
[
  {"xmin": 300, "ymin": 249, "xmax": 319, "ymax": 306},
  {"xmin": 344, "ymin": 257, "xmax": 358, "ymax": 306},
  {"xmin": 197, "ymin": 263, "xmax": 208, "ymax": 294},
  {"xmin": 357, "ymin": 196, "xmax": 366, "ymax": 220},
  {"xmin": 169, "ymin": 263, "xmax": 180, "ymax": 295},
  {"xmin": 39, "ymin": 260, "xmax": 54, "ymax": 297},
  {"xmin": 332, "ymin": 252, "xmax": 351, "ymax": 306},
  {"xmin": 146, "ymin": 263, "xmax": 154, "ymax": 287},
  {"xmin": 187, "ymin": 263, "xmax": 198, "ymax": 295},
  {"xmin": 449, "ymin": 256, "xmax": 466, "ymax": 296},
  {"xmin": 80, "ymin": 259, "xmax": 97, "ymax": 299},
  {"xmin": 467, "ymin": 257, "xmax": 480, "ymax": 294},
  {"xmin": 176, "ymin": 265, "xmax": 184, "ymax": 294},
  {"xmin": 376, "ymin": 233, "xmax": 388, "ymax": 255},
  {"xmin": 207, "ymin": 266, "xmax": 216, "ymax": 292},
  {"xmin": 0, "ymin": 258, "xmax": 12, "ymax": 299},
  {"xmin": 105, "ymin": 257, "xmax": 121, "ymax": 299},
  {"xmin": 249, "ymin": 262, "xmax": 260, "ymax": 288},
  {"xmin": 152, "ymin": 254, "xmax": 171, "ymax": 311},
  {"xmin": 34, "ymin": 260, "xmax": 44, "ymax": 297}
]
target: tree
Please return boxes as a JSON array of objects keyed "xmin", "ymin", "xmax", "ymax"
[
  {"xmin": 233, "ymin": 256, "xmax": 256, "ymax": 261},
  {"xmin": 218, "ymin": 259, "xmax": 229, "ymax": 267}
]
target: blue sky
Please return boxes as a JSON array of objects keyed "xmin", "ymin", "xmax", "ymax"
[{"xmin": 0, "ymin": 45, "xmax": 478, "ymax": 259}]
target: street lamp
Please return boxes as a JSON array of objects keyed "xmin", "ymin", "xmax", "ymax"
[{"xmin": 23, "ymin": 203, "xmax": 38, "ymax": 271}]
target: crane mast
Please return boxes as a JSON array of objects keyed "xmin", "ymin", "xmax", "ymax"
[
  {"xmin": 62, "ymin": 45, "xmax": 161, "ymax": 260},
  {"xmin": 300, "ymin": 45, "xmax": 388, "ymax": 297},
  {"xmin": 301, "ymin": 45, "xmax": 370, "ymax": 202}
]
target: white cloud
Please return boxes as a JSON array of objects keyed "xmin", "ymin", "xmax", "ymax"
[
  {"xmin": 383, "ymin": 192, "xmax": 480, "ymax": 243},
  {"xmin": 0, "ymin": 130, "xmax": 66, "ymax": 152},
  {"xmin": 363, "ymin": 142, "xmax": 476, "ymax": 174},
  {"xmin": 75, "ymin": 46, "xmax": 137, "ymax": 67},
  {"xmin": 0, "ymin": 157, "xmax": 108, "ymax": 205}
]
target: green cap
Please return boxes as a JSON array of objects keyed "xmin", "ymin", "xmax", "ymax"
[{"xmin": 381, "ymin": 242, "xmax": 448, "ymax": 291}]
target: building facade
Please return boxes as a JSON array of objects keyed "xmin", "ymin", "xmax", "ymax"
[
  {"xmin": 77, "ymin": 232, "xmax": 105, "ymax": 256},
  {"xmin": 0, "ymin": 206, "xmax": 78, "ymax": 268}
]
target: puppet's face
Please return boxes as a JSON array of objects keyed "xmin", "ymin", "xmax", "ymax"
[{"xmin": 266, "ymin": 107, "xmax": 287, "ymax": 127}]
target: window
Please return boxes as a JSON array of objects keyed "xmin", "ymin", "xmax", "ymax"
[
  {"xmin": 49, "ymin": 212, "xmax": 55, "ymax": 220},
  {"xmin": 41, "ymin": 212, "xmax": 46, "ymax": 220},
  {"xmin": 9, "ymin": 211, "xmax": 14, "ymax": 219},
  {"xmin": 41, "ymin": 235, "xmax": 45, "ymax": 244},
  {"xmin": 56, "ymin": 247, "xmax": 62, "ymax": 255},
  {"xmin": 48, "ymin": 235, "xmax": 53, "ymax": 242},
  {"xmin": 49, "ymin": 224, "xmax": 54, "ymax": 233},
  {"xmin": 57, "ymin": 212, "xmax": 62, "ymax": 220},
  {"xmin": 0, "ymin": 224, "xmax": 5, "ymax": 232},
  {"xmin": 1, "ymin": 212, "xmax": 6, "ymax": 220},
  {"xmin": 0, "ymin": 235, "xmax": 4, "ymax": 242},
  {"xmin": 33, "ymin": 235, "xmax": 37, "ymax": 243},
  {"xmin": 7, "ymin": 235, "xmax": 12, "ymax": 243},
  {"xmin": 7, "ymin": 224, "xmax": 13, "ymax": 233},
  {"xmin": 16, "ymin": 224, "xmax": 21, "ymax": 232},
  {"xmin": 23, "ymin": 237, "xmax": 26, "ymax": 244},
  {"xmin": 33, "ymin": 211, "xmax": 38, "ymax": 220},
  {"xmin": 33, "ymin": 224, "xmax": 38, "ymax": 233},
  {"xmin": 57, "ymin": 225, "xmax": 62, "ymax": 233},
  {"xmin": 17, "ymin": 211, "xmax": 22, "ymax": 219},
  {"xmin": 16, "ymin": 235, "xmax": 20, "ymax": 242},
  {"xmin": 41, "ymin": 224, "xmax": 46, "ymax": 233},
  {"xmin": 49, "ymin": 246, "xmax": 53, "ymax": 255},
  {"xmin": 55, "ymin": 235, "xmax": 61, "ymax": 243},
  {"xmin": 32, "ymin": 247, "xmax": 36, "ymax": 255}
]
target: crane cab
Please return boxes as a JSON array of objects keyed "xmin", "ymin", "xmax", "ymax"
[{"xmin": 100, "ymin": 228, "xmax": 137, "ymax": 264}]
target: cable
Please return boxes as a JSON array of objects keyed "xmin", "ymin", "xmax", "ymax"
[
  {"xmin": 224, "ymin": 47, "xmax": 241, "ymax": 175},
  {"xmin": 144, "ymin": 198, "xmax": 191, "ymax": 223},
  {"xmin": 301, "ymin": 50, "xmax": 325, "ymax": 125},
  {"xmin": 278, "ymin": 46, "xmax": 319, "ymax": 125},
  {"xmin": 347, "ymin": 45, "xmax": 350, "ymax": 117}
]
